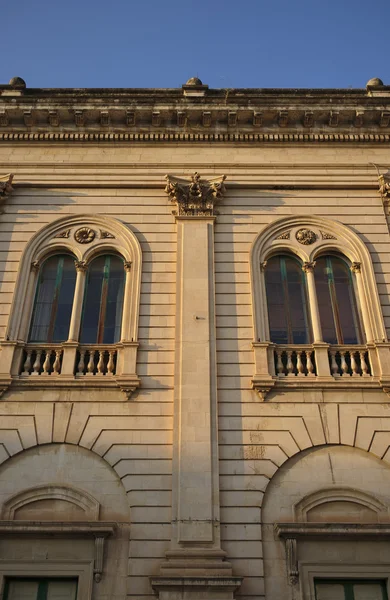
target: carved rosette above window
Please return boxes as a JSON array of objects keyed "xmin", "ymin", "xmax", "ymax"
[
  {"xmin": 165, "ymin": 171, "xmax": 226, "ymax": 217},
  {"xmin": 74, "ymin": 227, "xmax": 96, "ymax": 244}
]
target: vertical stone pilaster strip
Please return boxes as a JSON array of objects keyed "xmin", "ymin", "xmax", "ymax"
[{"xmin": 172, "ymin": 216, "xmax": 219, "ymax": 545}]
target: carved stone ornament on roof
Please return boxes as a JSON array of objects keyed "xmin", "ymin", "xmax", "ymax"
[
  {"xmin": 164, "ymin": 172, "xmax": 226, "ymax": 217},
  {"xmin": 296, "ymin": 228, "xmax": 317, "ymax": 245},
  {"xmin": 276, "ymin": 230, "xmax": 291, "ymax": 240}
]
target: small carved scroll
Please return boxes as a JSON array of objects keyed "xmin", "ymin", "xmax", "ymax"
[{"xmin": 285, "ymin": 538, "xmax": 299, "ymax": 585}]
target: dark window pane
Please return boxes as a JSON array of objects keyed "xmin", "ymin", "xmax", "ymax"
[
  {"xmin": 29, "ymin": 255, "xmax": 76, "ymax": 343},
  {"xmin": 265, "ymin": 255, "xmax": 310, "ymax": 344},
  {"xmin": 315, "ymin": 255, "xmax": 361, "ymax": 345},
  {"xmin": 80, "ymin": 255, "xmax": 125, "ymax": 344}
]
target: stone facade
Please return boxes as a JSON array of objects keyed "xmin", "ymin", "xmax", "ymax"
[{"xmin": 0, "ymin": 75, "xmax": 390, "ymax": 599}]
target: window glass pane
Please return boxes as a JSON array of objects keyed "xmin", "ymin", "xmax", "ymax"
[
  {"xmin": 314, "ymin": 257, "xmax": 338, "ymax": 344},
  {"xmin": 315, "ymin": 582, "xmax": 345, "ymax": 600},
  {"xmin": 80, "ymin": 255, "xmax": 125, "ymax": 344},
  {"xmin": 265, "ymin": 256, "xmax": 289, "ymax": 344},
  {"xmin": 314, "ymin": 256, "xmax": 361, "ymax": 345},
  {"xmin": 265, "ymin": 255, "xmax": 310, "ymax": 344},
  {"xmin": 47, "ymin": 580, "xmax": 77, "ymax": 600},
  {"xmin": 6, "ymin": 581, "xmax": 39, "ymax": 600},
  {"xmin": 354, "ymin": 583, "xmax": 385, "ymax": 600},
  {"xmin": 29, "ymin": 255, "xmax": 76, "ymax": 343},
  {"xmin": 332, "ymin": 259, "xmax": 360, "ymax": 344}
]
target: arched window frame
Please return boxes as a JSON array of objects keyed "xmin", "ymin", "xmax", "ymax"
[
  {"xmin": 250, "ymin": 216, "xmax": 386, "ymax": 345},
  {"xmin": 5, "ymin": 215, "xmax": 142, "ymax": 391}
]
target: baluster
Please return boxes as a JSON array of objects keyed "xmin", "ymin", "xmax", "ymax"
[
  {"xmin": 77, "ymin": 350, "xmax": 86, "ymax": 375},
  {"xmin": 340, "ymin": 351, "xmax": 350, "ymax": 376},
  {"xmin": 52, "ymin": 350, "xmax": 61, "ymax": 374},
  {"xmin": 42, "ymin": 350, "xmax": 51, "ymax": 374},
  {"xmin": 22, "ymin": 350, "xmax": 33, "ymax": 375},
  {"xmin": 276, "ymin": 349, "xmax": 284, "ymax": 377},
  {"xmin": 296, "ymin": 350, "xmax": 305, "ymax": 376},
  {"xmin": 330, "ymin": 350, "xmax": 339, "ymax": 377},
  {"xmin": 32, "ymin": 350, "xmax": 42, "ymax": 375},
  {"xmin": 87, "ymin": 350, "xmax": 95, "ymax": 375},
  {"xmin": 286, "ymin": 350, "xmax": 294, "ymax": 376},
  {"xmin": 307, "ymin": 351, "xmax": 315, "ymax": 376},
  {"xmin": 107, "ymin": 351, "xmax": 115, "ymax": 375},
  {"xmin": 97, "ymin": 350, "xmax": 105, "ymax": 375},
  {"xmin": 351, "ymin": 351, "xmax": 360, "ymax": 377},
  {"xmin": 360, "ymin": 351, "xmax": 370, "ymax": 376}
]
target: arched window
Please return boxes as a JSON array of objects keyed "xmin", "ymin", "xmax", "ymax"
[
  {"xmin": 29, "ymin": 255, "xmax": 76, "ymax": 343},
  {"xmin": 265, "ymin": 255, "xmax": 311, "ymax": 344},
  {"xmin": 314, "ymin": 255, "xmax": 362, "ymax": 344},
  {"xmin": 79, "ymin": 255, "xmax": 125, "ymax": 344}
]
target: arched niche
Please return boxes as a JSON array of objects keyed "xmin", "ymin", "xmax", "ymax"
[
  {"xmin": 0, "ymin": 444, "xmax": 130, "ymax": 595},
  {"xmin": 262, "ymin": 445, "xmax": 390, "ymax": 600}
]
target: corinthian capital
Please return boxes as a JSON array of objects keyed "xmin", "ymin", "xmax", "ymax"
[
  {"xmin": 302, "ymin": 261, "xmax": 316, "ymax": 273},
  {"xmin": 164, "ymin": 172, "xmax": 226, "ymax": 217},
  {"xmin": 0, "ymin": 174, "xmax": 14, "ymax": 203}
]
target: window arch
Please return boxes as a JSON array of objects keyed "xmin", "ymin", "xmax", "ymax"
[
  {"xmin": 265, "ymin": 254, "xmax": 311, "ymax": 344},
  {"xmin": 80, "ymin": 254, "xmax": 125, "ymax": 344},
  {"xmin": 28, "ymin": 254, "xmax": 77, "ymax": 343},
  {"xmin": 314, "ymin": 254, "xmax": 362, "ymax": 345}
]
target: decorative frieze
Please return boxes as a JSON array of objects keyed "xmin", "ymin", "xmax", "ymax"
[
  {"xmin": 0, "ymin": 111, "xmax": 9, "ymax": 126},
  {"xmin": 303, "ymin": 111, "xmax": 314, "ymax": 127},
  {"xmin": 165, "ymin": 172, "xmax": 226, "ymax": 217},
  {"xmin": 48, "ymin": 110, "xmax": 60, "ymax": 127}
]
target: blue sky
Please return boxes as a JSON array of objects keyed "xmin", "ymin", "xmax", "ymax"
[{"xmin": 3, "ymin": 0, "xmax": 389, "ymax": 89}]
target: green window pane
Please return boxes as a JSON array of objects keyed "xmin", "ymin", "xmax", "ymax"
[
  {"xmin": 80, "ymin": 254, "xmax": 125, "ymax": 344},
  {"xmin": 265, "ymin": 255, "xmax": 311, "ymax": 344},
  {"xmin": 29, "ymin": 255, "xmax": 76, "ymax": 343},
  {"xmin": 314, "ymin": 256, "xmax": 361, "ymax": 345}
]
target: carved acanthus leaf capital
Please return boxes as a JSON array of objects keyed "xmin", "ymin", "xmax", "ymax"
[
  {"xmin": 350, "ymin": 261, "xmax": 361, "ymax": 273},
  {"xmin": 74, "ymin": 260, "xmax": 88, "ymax": 273},
  {"xmin": 165, "ymin": 172, "xmax": 226, "ymax": 217},
  {"xmin": 0, "ymin": 174, "xmax": 14, "ymax": 202},
  {"xmin": 374, "ymin": 165, "xmax": 390, "ymax": 206},
  {"xmin": 302, "ymin": 261, "xmax": 316, "ymax": 273}
]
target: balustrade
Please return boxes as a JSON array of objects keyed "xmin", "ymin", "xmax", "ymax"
[
  {"xmin": 20, "ymin": 346, "xmax": 63, "ymax": 376},
  {"xmin": 75, "ymin": 347, "xmax": 117, "ymax": 376},
  {"xmin": 274, "ymin": 347, "xmax": 316, "ymax": 377},
  {"xmin": 329, "ymin": 346, "xmax": 371, "ymax": 377}
]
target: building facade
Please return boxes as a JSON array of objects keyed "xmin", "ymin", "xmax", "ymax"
[{"xmin": 0, "ymin": 75, "xmax": 389, "ymax": 600}]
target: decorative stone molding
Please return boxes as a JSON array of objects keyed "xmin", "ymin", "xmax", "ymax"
[
  {"xmin": 285, "ymin": 538, "xmax": 298, "ymax": 585},
  {"xmin": 123, "ymin": 261, "xmax": 132, "ymax": 272},
  {"xmin": 54, "ymin": 228, "xmax": 71, "ymax": 239},
  {"xmin": 100, "ymin": 230, "xmax": 115, "ymax": 239},
  {"xmin": 296, "ymin": 228, "xmax": 317, "ymax": 245},
  {"xmin": 2, "ymin": 484, "xmax": 100, "ymax": 520},
  {"xmin": 165, "ymin": 172, "xmax": 226, "ymax": 217},
  {"xmin": 276, "ymin": 230, "xmax": 290, "ymax": 240},
  {"xmin": 321, "ymin": 230, "xmax": 337, "ymax": 240},
  {"xmin": 31, "ymin": 260, "xmax": 40, "ymax": 272},
  {"xmin": 74, "ymin": 227, "xmax": 96, "ymax": 244},
  {"xmin": 294, "ymin": 487, "xmax": 387, "ymax": 522}
]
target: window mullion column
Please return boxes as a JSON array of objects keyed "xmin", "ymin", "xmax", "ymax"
[
  {"xmin": 67, "ymin": 261, "xmax": 88, "ymax": 342},
  {"xmin": 302, "ymin": 261, "xmax": 323, "ymax": 343},
  {"xmin": 351, "ymin": 262, "xmax": 374, "ymax": 342}
]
